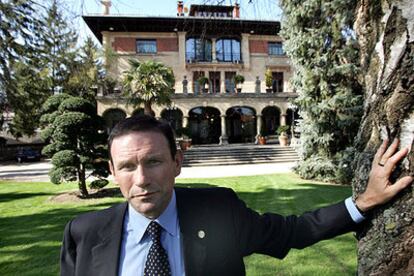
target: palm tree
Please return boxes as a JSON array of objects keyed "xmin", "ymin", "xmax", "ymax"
[{"xmin": 122, "ymin": 59, "xmax": 175, "ymax": 116}]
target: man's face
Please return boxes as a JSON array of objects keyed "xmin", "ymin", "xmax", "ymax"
[{"xmin": 109, "ymin": 131, "xmax": 183, "ymax": 219}]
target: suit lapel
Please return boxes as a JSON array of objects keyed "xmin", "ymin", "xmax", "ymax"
[
  {"xmin": 176, "ymin": 188, "xmax": 207, "ymax": 276},
  {"xmin": 92, "ymin": 202, "xmax": 127, "ymax": 276}
]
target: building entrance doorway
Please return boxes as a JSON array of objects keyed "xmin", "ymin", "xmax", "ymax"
[
  {"xmin": 262, "ymin": 106, "xmax": 281, "ymax": 136},
  {"xmin": 189, "ymin": 107, "xmax": 221, "ymax": 144},
  {"xmin": 226, "ymin": 106, "xmax": 256, "ymax": 143}
]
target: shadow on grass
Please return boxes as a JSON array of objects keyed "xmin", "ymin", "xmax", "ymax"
[
  {"xmin": 0, "ymin": 181, "xmax": 352, "ymax": 275},
  {"xmin": 0, "ymin": 192, "xmax": 53, "ymax": 203}
]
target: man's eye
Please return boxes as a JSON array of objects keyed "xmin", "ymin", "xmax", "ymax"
[
  {"xmin": 147, "ymin": 159, "xmax": 161, "ymax": 165},
  {"xmin": 120, "ymin": 164, "xmax": 136, "ymax": 171}
]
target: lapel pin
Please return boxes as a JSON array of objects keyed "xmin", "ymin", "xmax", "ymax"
[{"xmin": 198, "ymin": 230, "xmax": 206, "ymax": 239}]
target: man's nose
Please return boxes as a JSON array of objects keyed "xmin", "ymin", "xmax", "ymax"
[{"xmin": 133, "ymin": 165, "xmax": 150, "ymax": 187}]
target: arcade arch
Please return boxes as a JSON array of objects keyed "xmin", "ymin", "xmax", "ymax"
[{"xmin": 189, "ymin": 107, "xmax": 221, "ymax": 144}]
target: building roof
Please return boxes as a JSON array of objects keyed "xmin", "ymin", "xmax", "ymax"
[{"xmin": 83, "ymin": 15, "xmax": 281, "ymax": 43}]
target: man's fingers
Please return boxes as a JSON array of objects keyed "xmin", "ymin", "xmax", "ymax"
[
  {"xmin": 388, "ymin": 176, "xmax": 413, "ymax": 196},
  {"xmin": 381, "ymin": 138, "xmax": 400, "ymax": 161},
  {"xmin": 374, "ymin": 140, "xmax": 389, "ymax": 164},
  {"xmin": 384, "ymin": 147, "xmax": 409, "ymax": 172}
]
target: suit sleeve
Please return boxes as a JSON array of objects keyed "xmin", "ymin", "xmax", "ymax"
[
  {"xmin": 227, "ymin": 189, "xmax": 357, "ymax": 259},
  {"xmin": 60, "ymin": 220, "xmax": 76, "ymax": 276}
]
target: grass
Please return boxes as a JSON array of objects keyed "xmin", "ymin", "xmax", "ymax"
[{"xmin": 0, "ymin": 173, "xmax": 356, "ymax": 275}]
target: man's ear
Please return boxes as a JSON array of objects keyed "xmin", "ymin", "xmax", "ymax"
[
  {"xmin": 109, "ymin": 161, "xmax": 115, "ymax": 176},
  {"xmin": 174, "ymin": 150, "xmax": 184, "ymax": 177}
]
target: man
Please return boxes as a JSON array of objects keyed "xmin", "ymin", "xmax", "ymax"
[{"xmin": 60, "ymin": 115, "xmax": 412, "ymax": 276}]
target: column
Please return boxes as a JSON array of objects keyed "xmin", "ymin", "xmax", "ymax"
[
  {"xmin": 220, "ymin": 71, "xmax": 226, "ymax": 93},
  {"xmin": 178, "ymin": 32, "xmax": 186, "ymax": 70},
  {"xmin": 280, "ymin": 113, "xmax": 287, "ymax": 126},
  {"xmin": 219, "ymin": 115, "xmax": 228, "ymax": 145},
  {"xmin": 255, "ymin": 115, "xmax": 262, "ymax": 144},
  {"xmin": 241, "ymin": 33, "xmax": 250, "ymax": 69},
  {"xmin": 183, "ymin": 116, "xmax": 189, "ymax": 128},
  {"xmin": 211, "ymin": 38, "xmax": 217, "ymax": 62}
]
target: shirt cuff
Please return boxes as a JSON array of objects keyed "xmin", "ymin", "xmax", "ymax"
[{"xmin": 344, "ymin": 197, "xmax": 365, "ymax": 223}]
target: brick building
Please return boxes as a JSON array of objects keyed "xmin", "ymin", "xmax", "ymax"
[{"xmin": 83, "ymin": 1, "xmax": 298, "ymax": 145}]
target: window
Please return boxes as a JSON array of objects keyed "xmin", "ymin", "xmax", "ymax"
[
  {"xmin": 268, "ymin": 42, "xmax": 284, "ymax": 56},
  {"xmin": 136, "ymin": 40, "xmax": 157, "ymax": 54},
  {"xmin": 216, "ymin": 39, "xmax": 241, "ymax": 62},
  {"xmin": 186, "ymin": 38, "xmax": 212, "ymax": 62},
  {"xmin": 272, "ymin": 72, "xmax": 284, "ymax": 93}
]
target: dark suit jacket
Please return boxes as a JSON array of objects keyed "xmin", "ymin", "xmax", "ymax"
[{"xmin": 60, "ymin": 187, "xmax": 357, "ymax": 276}]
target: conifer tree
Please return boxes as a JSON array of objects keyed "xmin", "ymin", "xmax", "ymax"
[
  {"xmin": 280, "ymin": 0, "xmax": 363, "ymax": 183},
  {"xmin": 66, "ymin": 37, "xmax": 103, "ymax": 101},
  {"xmin": 8, "ymin": 61, "xmax": 49, "ymax": 137},
  {"xmin": 40, "ymin": 94, "xmax": 109, "ymax": 197},
  {"xmin": 0, "ymin": 0, "xmax": 42, "ymax": 129},
  {"xmin": 40, "ymin": 0, "xmax": 78, "ymax": 95}
]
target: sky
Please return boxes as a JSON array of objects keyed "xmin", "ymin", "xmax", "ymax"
[{"xmin": 59, "ymin": 0, "xmax": 283, "ymax": 45}]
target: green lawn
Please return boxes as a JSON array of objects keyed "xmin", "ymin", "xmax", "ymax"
[{"xmin": 0, "ymin": 173, "xmax": 356, "ymax": 275}]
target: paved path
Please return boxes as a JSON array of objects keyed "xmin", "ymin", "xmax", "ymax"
[{"xmin": 0, "ymin": 159, "xmax": 296, "ymax": 182}]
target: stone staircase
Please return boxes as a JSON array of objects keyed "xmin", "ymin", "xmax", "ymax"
[{"xmin": 182, "ymin": 144, "xmax": 299, "ymax": 167}]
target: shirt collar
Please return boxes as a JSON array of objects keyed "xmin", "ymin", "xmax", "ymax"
[{"xmin": 126, "ymin": 190, "xmax": 178, "ymax": 244}]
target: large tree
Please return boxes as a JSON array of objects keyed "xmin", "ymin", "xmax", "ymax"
[
  {"xmin": 40, "ymin": 94, "xmax": 109, "ymax": 197},
  {"xmin": 66, "ymin": 37, "xmax": 103, "ymax": 101},
  {"xmin": 7, "ymin": 60, "xmax": 49, "ymax": 137},
  {"xmin": 40, "ymin": 0, "xmax": 77, "ymax": 95},
  {"xmin": 0, "ymin": 0, "xmax": 42, "ymax": 129},
  {"xmin": 352, "ymin": 0, "xmax": 414, "ymax": 274},
  {"xmin": 122, "ymin": 60, "xmax": 175, "ymax": 115},
  {"xmin": 280, "ymin": 0, "xmax": 363, "ymax": 183}
]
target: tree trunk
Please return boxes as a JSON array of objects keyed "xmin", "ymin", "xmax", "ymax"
[
  {"xmin": 144, "ymin": 101, "xmax": 154, "ymax": 116},
  {"xmin": 78, "ymin": 163, "xmax": 88, "ymax": 197},
  {"xmin": 353, "ymin": 1, "xmax": 414, "ymax": 274}
]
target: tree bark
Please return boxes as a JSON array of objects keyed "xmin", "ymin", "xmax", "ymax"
[
  {"xmin": 78, "ymin": 163, "xmax": 88, "ymax": 197},
  {"xmin": 144, "ymin": 101, "xmax": 154, "ymax": 116},
  {"xmin": 353, "ymin": 0, "xmax": 414, "ymax": 274}
]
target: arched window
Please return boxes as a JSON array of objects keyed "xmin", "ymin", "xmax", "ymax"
[
  {"xmin": 216, "ymin": 38, "xmax": 241, "ymax": 62},
  {"xmin": 186, "ymin": 38, "xmax": 212, "ymax": 62}
]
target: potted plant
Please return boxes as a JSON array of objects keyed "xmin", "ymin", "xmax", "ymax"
[
  {"xmin": 233, "ymin": 74, "xmax": 245, "ymax": 93},
  {"xmin": 276, "ymin": 125, "xmax": 290, "ymax": 146},
  {"xmin": 258, "ymin": 130, "xmax": 267, "ymax": 145},
  {"xmin": 197, "ymin": 76, "xmax": 209, "ymax": 93},
  {"xmin": 177, "ymin": 127, "xmax": 192, "ymax": 150},
  {"xmin": 265, "ymin": 69, "xmax": 273, "ymax": 93}
]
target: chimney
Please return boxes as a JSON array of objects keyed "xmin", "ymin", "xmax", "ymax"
[
  {"xmin": 233, "ymin": 3, "xmax": 240, "ymax": 18},
  {"xmin": 101, "ymin": 0, "xmax": 111, "ymax": 15},
  {"xmin": 177, "ymin": 1, "xmax": 184, "ymax": 16}
]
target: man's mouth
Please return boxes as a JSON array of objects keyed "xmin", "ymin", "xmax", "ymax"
[{"xmin": 130, "ymin": 191, "xmax": 157, "ymax": 199}]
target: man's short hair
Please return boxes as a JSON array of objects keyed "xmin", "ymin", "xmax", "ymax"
[{"xmin": 108, "ymin": 115, "xmax": 177, "ymax": 162}]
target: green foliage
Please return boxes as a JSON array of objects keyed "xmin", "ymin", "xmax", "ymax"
[
  {"xmin": 65, "ymin": 37, "xmax": 103, "ymax": 100},
  {"xmin": 265, "ymin": 69, "xmax": 273, "ymax": 88},
  {"xmin": 234, "ymin": 74, "xmax": 245, "ymax": 84},
  {"xmin": 0, "ymin": 0, "xmax": 42, "ymax": 99},
  {"xmin": 197, "ymin": 76, "xmax": 209, "ymax": 85},
  {"xmin": 51, "ymin": 150, "xmax": 79, "ymax": 168},
  {"xmin": 276, "ymin": 125, "xmax": 291, "ymax": 136},
  {"xmin": 280, "ymin": 0, "xmax": 363, "ymax": 184},
  {"xmin": 123, "ymin": 59, "xmax": 175, "ymax": 115},
  {"xmin": 7, "ymin": 61, "xmax": 50, "ymax": 137},
  {"xmin": 89, "ymin": 179, "xmax": 109, "ymax": 189},
  {"xmin": 40, "ymin": 93, "xmax": 109, "ymax": 195},
  {"xmin": 40, "ymin": 0, "xmax": 78, "ymax": 95}
]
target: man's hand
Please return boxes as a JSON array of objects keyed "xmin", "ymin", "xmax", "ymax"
[{"xmin": 355, "ymin": 139, "xmax": 413, "ymax": 212}]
